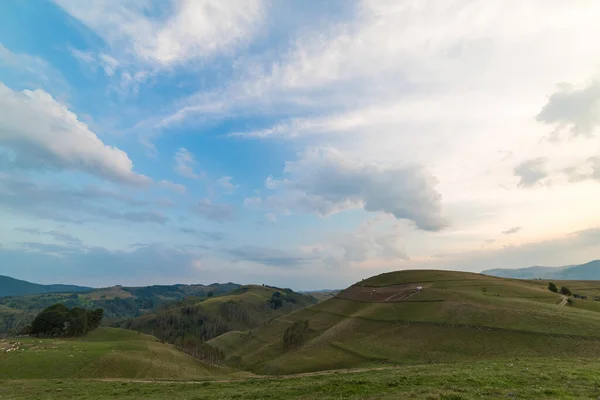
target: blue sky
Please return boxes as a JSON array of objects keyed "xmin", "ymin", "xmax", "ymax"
[{"xmin": 1, "ymin": 0, "xmax": 600, "ymax": 290}]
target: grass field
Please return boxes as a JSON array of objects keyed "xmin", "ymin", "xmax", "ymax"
[
  {"xmin": 2, "ymin": 358, "xmax": 600, "ymax": 399},
  {"xmin": 0, "ymin": 328, "xmax": 231, "ymax": 380},
  {"xmin": 209, "ymin": 270, "xmax": 600, "ymax": 374},
  {"xmin": 5, "ymin": 270, "xmax": 600, "ymax": 399}
]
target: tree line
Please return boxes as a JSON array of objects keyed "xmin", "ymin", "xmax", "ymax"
[{"xmin": 22, "ymin": 304, "xmax": 104, "ymax": 337}]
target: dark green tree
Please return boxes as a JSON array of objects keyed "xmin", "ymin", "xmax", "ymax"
[
  {"xmin": 269, "ymin": 292, "xmax": 283, "ymax": 309},
  {"xmin": 31, "ymin": 304, "xmax": 69, "ymax": 337},
  {"xmin": 560, "ymin": 286, "xmax": 572, "ymax": 296},
  {"xmin": 30, "ymin": 304, "xmax": 104, "ymax": 337},
  {"xmin": 283, "ymin": 320, "xmax": 310, "ymax": 350},
  {"xmin": 548, "ymin": 282, "xmax": 558, "ymax": 293},
  {"xmin": 89, "ymin": 309, "xmax": 104, "ymax": 329}
]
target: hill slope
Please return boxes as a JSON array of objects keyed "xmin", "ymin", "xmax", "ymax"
[
  {"xmin": 121, "ymin": 285, "xmax": 318, "ymax": 361},
  {"xmin": 0, "ymin": 275, "xmax": 91, "ymax": 298},
  {"xmin": 0, "ymin": 327, "xmax": 232, "ymax": 379},
  {"xmin": 0, "ymin": 282, "xmax": 241, "ymax": 335},
  {"xmin": 483, "ymin": 260, "xmax": 600, "ymax": 280},
  {"xmin": 207, "ymin": 270, "xmax": 600, "ymax": 374}
]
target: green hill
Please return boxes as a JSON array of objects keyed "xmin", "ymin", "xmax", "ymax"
[
  {"xmin": 121, "ymin": 285, "xmax": 318, "ymax": 361},
  {"xmin": 0, "ymin": 327, "xmax": 233, "ymax": 380},
  {"xmin": 0, "ymin": 275, "xmax": 91, "ymax": 298},
  {"xmin": 0, "ymin": 282, "xmax": 241, "ymax": 335},
  {"xmin": 207, "ymin": 270, "xmax": 600, "ymax": 374}
]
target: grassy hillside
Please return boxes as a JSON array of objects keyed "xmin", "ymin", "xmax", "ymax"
[
  {"xmin": 0, "ymin": 282, "xmax": 240, "ymax": 335},
  {"xmin": 121, "ymin": 285, "xmax": 318, "ymax": 362},
  {"xmin": 0, "ymin": 275, "xmax": 91, "ymax": 298},
  {"xmin": 208, "ymin": 270, "xmax": 600, "ymax": 374},
  {"xmin": 0, "ymin": 327, "xmax": 230, "ymax": 380}
]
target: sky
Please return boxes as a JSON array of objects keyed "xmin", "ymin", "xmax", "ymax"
[{"xmin": 1, "ymin": 0, "xmax": 600, "ymax": 290}]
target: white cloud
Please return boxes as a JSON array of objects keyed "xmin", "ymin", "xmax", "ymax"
[
  {"xmin": 173, "ymin": 148, "xmax": 204, "ymax": 179},
  {"xmin": 98, "ymin": 53, "xmax": 119, "ymax": 76},
  {"xmin": 537, "ymin": 80, "xmax": 600, "ymax": 138},
  {"xmin": 193, "ymin": 199, "xmax": 235, "ymax": 222},
  {"xmin": 70, "ymin": 49, "xmax": 121, "ymax": 77},
  {"xmin": 0, "ymin": 174, "xmax": 165, "ymax": 225},
  {"xmin": 563, "ymin": 156, "xmax": 600, "ymax": 182},
  {"xmin": 514, "ymin": 158, "xmax": 549, "ymax": 188},
  {"xmin": 216, "ymin": 176, "xmax": 239, "ymax": 192},
  {"xmin": 338, "ymin": 218, "xmax": 408, "ymax": 262},
  {"xmin": 157, "ymin": 180, "xmax": 186, "ymax": 194},
  {"xmin": 0, "ymin": 83, "xmax": 149, "ymax": 185},
  {"xmin": 70, "ymin": 48, "xmax": 94, "ymax": 64},
  {"xmin": 248, "ymin": 147, "xmax": 447, "ymax": 231},
  {"xmin": 54, "ymin": 0, "xmax": 265, "ymax": 67},
  {"xmin": 502, "ymin": 227, "xmax": 522, "ymax": 235},
  {"xmin": 163, "ymin": 1, "xmax": 600, "ymax": 123}
]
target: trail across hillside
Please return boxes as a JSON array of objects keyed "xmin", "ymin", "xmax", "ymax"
[
  {"xmin": 97, "ymin": 366, "xmax": 402, "ymax": 385},
  {"xmin": 558, "ymin": 294, "xmax": 568, "ymax": 307}
]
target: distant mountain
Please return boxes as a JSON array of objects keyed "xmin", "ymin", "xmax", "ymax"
[
  {"xmin": 0, "ymin": 275, "xmax": 91, "ymax": 298},
  {"xmin": 482, "ymin": 260, "xmax": 600, "ymax": 280}
]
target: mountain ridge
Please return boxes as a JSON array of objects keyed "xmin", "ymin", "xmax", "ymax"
[
  {"xmin": 0, "ymin": 275, "xmax": 92, "ymax": 298},
  {"xmin": 482, "ymin": 260, "xmax": 600, "ymax": 280}
]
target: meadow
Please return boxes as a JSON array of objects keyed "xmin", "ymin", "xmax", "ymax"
[{"xmin": 2, "ymin": 358, "xmax": 600, "ymax": 399}]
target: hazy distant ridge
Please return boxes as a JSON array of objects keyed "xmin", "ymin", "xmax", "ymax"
[
  {"xmin": 482, "ymin": 260, "xmax": 600, "ymax": 280},
  {"xmin": 0, "ymin": 275, "xmax": 91, "ymax": 298}
]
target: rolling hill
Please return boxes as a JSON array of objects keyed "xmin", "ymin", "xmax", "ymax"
[
  {"xmin": 207, "ymin": 270, "xmax": 600, "ymax": 374},
  {"xmin": 0, "ymin": 282, "xmax": 241, "ymax": 336},
  {"xmin": 482, "ymin": 260, "xmax": 600, "ymax": 280},
  {"xmin": 0, "ymin": 275, "xmax": 91, "ymax": 298},
  {"xmin": 0, "ymin": 327, "xmax": 234, "ymax": 380},
  {"xmin": 121, "ymin": 285, "xmax": 318, "ymax": 361}
]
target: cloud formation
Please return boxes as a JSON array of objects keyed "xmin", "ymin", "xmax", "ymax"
[
  {"xmin": 537, "ymin": 80, "xmax": 600, "ymax": 138},
  {"xmin": 224, "ymin": 245, "xmax": 315, "ymax": 268},
  {"xmin": 217, "ymin": 176, "xmax": 239, "ymax": 192},
  {"xmin": 514, "ymin": 158, "xmax": 548, "ymax": 188},
  {"xmin": 250, "ymin": 148, "xmax": 447, "ymax": 231},
  {"xmin": 193, "ymin": 199, "xmax": 235, "ymax": 222},
  {"xmin": 0, "ymin": 174, "xmax": 165, "ymax": 225},
  {"xmin": 157, "ymin": 180, "xmax": 186, "ymax": 194},
  {"xmin": 70, "ymin": 48, "xmax": 120, "ymax": 76},
  {"xmin": 55, "ymin": 0, "xmax": 265, "ymax": 67},
  {"xmin": 0, "ymin": 83, "xmax": 149, "ymax": 185},
  {"xmin": 14, "ymin": 227, "xmax": 82, "ymax": 244},
  {"xmin": 501, "ymin": 227, "xmax": 522, "ymax": 235},
  {"xmin": 0, "ymin": 243, "xmax": 199, "ymax": 286},
  {"xmin": 174, "ymin": 148, "xmax": 204, "ymax": 179}
]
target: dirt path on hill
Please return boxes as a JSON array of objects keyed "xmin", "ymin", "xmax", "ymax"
[
  {"xmin": 94, "ymin": 366, "xmax": 402, "ymax": 385},
  {"xmin": 558, "ymin": 294, "xmax": 568, "ymax": 306}
]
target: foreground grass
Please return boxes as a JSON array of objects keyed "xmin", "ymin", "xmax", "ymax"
[
  {"xmin": 2, "ymin": 358, "xmax": 600, "ymax": 399},
  {"xmin": 0, "ymin": 328, "xmax": 225, "ymax": 379}
]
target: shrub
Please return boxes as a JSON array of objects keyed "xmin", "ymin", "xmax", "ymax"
[
  {"xmin": 567, "ymin": 298, "xmax": 574, "ymax": 307},
  {"xmin": 548, "ymin": 282, "xmax": 558, "ymax": 293},
  {"xmin": 283, "ymin": 320, "xmax": 310, "ymax": 350},
  {"xmin": 560, "ymin": 286, "xmax": 572, "ymax": 296}
]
